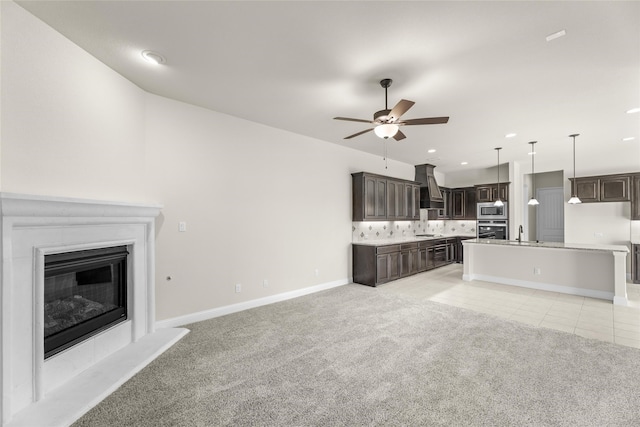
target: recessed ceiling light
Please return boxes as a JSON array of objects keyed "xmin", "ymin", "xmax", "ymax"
[
  {"xmin": 461, "ymin": 161, "xmax": 468, "ymax": 165},
  {"xmin": 622, "ymin": 137, "xmax": 635, "ymax": 141},
  {"xmin": 141, "ymin": 50, "xmax": 166, "ymax": 65},
  {"xmin": 505, "ymin": 133, "xmax": 517, "ymax": 138},
  {"xmin": 627, "ymin": 107, "xmax": 640, "ymax": 114},
  {"xmin": 546, "ymin": 30, "xmax": 566, "ymax": 42},
  {"xmin": 428, "ymin": 149, "xmax": 436, "ymax": 153}
]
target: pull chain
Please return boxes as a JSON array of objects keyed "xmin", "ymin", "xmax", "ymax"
[{"xmin": 384, "ymin": 139, "xmax": 388, "ymax": 169}]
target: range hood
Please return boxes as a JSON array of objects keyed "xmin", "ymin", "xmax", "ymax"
[{"xmin": 415, "ymin": 164, "xmax": 444, "ymax": 209}]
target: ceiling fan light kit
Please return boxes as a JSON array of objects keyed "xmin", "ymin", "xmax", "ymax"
[
  {"xmin": 334, "ymin": 78, "xmax": 449, "ymax": 141},
  {"xmin": 374, "ymin": 123, "xmax": 399, "ymax": 139}
]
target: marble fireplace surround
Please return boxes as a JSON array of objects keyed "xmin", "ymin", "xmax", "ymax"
[{"xmin": 1, "ymin": 193, "xmax": 188, "ymax": 427}]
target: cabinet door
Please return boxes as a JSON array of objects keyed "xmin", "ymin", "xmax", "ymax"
[
  {"xmin": 573, "ymin": 178, "xmax": 599, "ymax": 202},
  {"xmin": 633, "ymin": 176, "xmax": 640, "ymax": 220},
  {"xmin": 413, "ymin": 185, "xmax": 421, "ymax": 219},
  {"xmin": 464, "ymin": 187, "xmax": 477, "ymax": 219},
  {"xmin": 387, "ymin": 180, "xmax": 398, "ymax": 219},
  {"xmin": 451, "ymin": 189, "xmax": 465, "ymax": 219},
  {"xmin": 376, "ymin": 254, "xmax": 390, "ymax": 283},
  {"xmin": 418, "ymin": 248, "xmax": 428, "ymax": 272},
  {"xmin": 376, "ymin": 252, "xmax": 400, "ymax": 284},
  {"xmin": 400, "ymin": 250, "xmax": 412, "ymax": 277},
  {"xmin": 447, "ymin": 240, "xmax": 457, "ymax": 263},
  {"xmin": 410, "ymin": 249, "xmax": 419, "ymax": 275},
  {"xmin": 404, "ymin": 183, "xmax": 414, "ymax": 219},
  {"xmin": 388, "ymin": 252, "xmax": 400, "ymax": 280},
  {"xmin": 438, "ymin": 188, "xmax": 451, "ymax": 219},
  {"xmin": 600, "ymin": 176, "xmax": 630, "ymax": 202},
  {"xmin": 493, "ymin": 184, "xmax": 508, "ymax": 202},
  {"xmin": 364, "ymin": 176, "xmax": 388, "ymax": 219},
  {"xmin": 476, "ymin": 186, "xmax": 493, "ymax": 203}
]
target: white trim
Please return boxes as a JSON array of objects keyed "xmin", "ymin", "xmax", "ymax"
[
  {"xmin": 156, "ymin": 278, "xmax": 350, "ymax": 329},
  {"xmin": 463, "ymin": 273, "xmax": 616, "ymax": 302}
]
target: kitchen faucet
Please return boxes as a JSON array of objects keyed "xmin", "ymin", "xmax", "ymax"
[{"xmin": 517, "ymin": 225, "xmax": 523, "ymax": 242}]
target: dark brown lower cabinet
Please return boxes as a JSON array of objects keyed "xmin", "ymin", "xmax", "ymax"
[
  {"xmin": 354, "ymin": 237, "xmax": 463, "ymax": 287},
  {"xmin": 633, "ymin": 244, "xmax": 640, "ymax": 284},
  {"xmin": 400, "ymin": 243, "xmax": 419, "ymax": 277}
]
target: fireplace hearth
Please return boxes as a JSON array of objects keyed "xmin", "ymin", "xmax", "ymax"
[{"xmin": 44, "ymin": 246, "xmax": 128, "ymax": 359}]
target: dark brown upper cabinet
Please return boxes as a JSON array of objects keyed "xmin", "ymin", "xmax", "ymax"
[
  {"xmin": 352, "ymin": 172, "xmax": 420, "ymax": 221},
  {"xmin": 633, "ymin": 175, "xmax": 640, "ymax": 220},
  {"xmin": 476, "ymin": 183, "xmax": 509, "ymax": 203},
  {"xmin": 570, "ymin": 174, "xmax": 631, "ymax": 203},
  {"xmin": 450, "ymin": 187, "xmax": 477, "ymax": 220}
]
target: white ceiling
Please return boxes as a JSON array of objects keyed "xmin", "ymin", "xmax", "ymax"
[{"xmin": 15, "ymin": 1, "xmax": 640, "ymax": 176}]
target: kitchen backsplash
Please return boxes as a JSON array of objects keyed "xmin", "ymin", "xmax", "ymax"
[{"xmin": 352, "ymin": 211, "xmax": 476, "ymax": 242}]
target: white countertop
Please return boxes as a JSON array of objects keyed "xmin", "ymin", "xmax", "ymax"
[
  {"xmin": 463, "ymin": 238, "xmax": 629, "ymax": 253},
  {"xmin": 353, "ymin": 234, "xmax": 476, "ymax": 246}
]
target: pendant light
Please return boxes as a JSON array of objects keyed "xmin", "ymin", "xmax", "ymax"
[
  {"xmin": 494, "ymin": 147, "xmax": 504, "ymax": 207},
  {"xmin": 568, "ymin": 134, "xmax": 582, "ymax": 204},
  {"xmin": 528, "ymin": 141, "xmax": 539, "ymax": 206}
]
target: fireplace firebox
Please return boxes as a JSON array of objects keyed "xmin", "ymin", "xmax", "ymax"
[{"xmin": 44, "ymin": 246, "xmax": 128, "ymax": 359}]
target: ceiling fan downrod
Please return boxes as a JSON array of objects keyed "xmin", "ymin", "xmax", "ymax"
[{"xmin": 380, "ymin": 78, "xmax": 392, "ymax": 111}]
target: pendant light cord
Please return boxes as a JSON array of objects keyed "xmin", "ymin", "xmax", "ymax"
[{"xmin": 531, "ymin": 141, "xmax": 536, "ymax": 197}]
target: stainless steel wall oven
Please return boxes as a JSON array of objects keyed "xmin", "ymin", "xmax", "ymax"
[{"xmin": 477, "ymin": 220, "xmax": 509, "ymax": 240}]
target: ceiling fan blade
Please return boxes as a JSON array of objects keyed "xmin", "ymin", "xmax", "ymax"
[
  {"xmin": 400, "ymin": 116, "xmax": 450, "ymax": 126},
  {"xmin": 344, "ymin": 128, "xmax": 374, "ymax": 139},
  {"xmin": 387, "ymin": 99, "xmax": 415, "ymax": 122},
  {"xmin": 334, "ymin": 117, "xmax": 375, "ymax": 124},
  {"xmin": 393, "ymin": 130, "xmax": 406, "ymax": 141}
]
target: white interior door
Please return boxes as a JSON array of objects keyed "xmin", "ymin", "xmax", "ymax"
[{"xmin": 536, "ymin": 187, "xmax": 564, "ymax": 242}]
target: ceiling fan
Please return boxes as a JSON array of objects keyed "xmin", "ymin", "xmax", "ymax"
[{"xmin": 334, "ymin": 79, "xmax": 449, "ymax": 141}]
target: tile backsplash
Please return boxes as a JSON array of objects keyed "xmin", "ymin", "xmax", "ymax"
[{"xmin": 352, "ymin": 210, "xmax": 476, "ymax": 242}]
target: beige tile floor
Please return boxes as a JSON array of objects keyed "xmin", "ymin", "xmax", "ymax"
[{"xmin": 377, "ymin": 263, "xmax": 640, "ymax": 349}]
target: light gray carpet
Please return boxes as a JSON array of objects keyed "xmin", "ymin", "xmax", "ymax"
[{"xmin": 74, "ymin": 284, "xmax": 640, "ymax": 426}]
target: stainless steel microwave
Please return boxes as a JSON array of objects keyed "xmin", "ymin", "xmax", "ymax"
[{"xmin": 477, "ymin": 202, "xmax": 508, "ymax": 220}]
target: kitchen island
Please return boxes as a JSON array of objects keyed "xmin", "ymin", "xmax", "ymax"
[{"xmin": 462, "ymin": 239, "xmax": 630, "ymax": 305}]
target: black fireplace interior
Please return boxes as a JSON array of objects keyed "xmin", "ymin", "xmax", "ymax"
[{"xmin": 44, "ymin": 246, "xmax": 128, "ymax": 359}]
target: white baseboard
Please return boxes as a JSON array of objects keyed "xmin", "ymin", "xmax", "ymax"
[
  {"xmin": 155, "ymin": 278, "xmax": 350, "ymax": 329},
  {"xmin": 465, "ymin": 273, "xmax": 615, "ymax": 302}
]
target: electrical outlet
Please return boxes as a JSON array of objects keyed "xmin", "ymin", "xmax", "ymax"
[
  {"xmin": 235, "ymin": 283, "xmax": 241, "ymax": 293},
  {"xmin": 179, "ymin": 221, "xmax": 187, "ymax": 232},
  {"xmin": 594, "ymin": 232, "xmax": 604, "ymax": 238},
  {"xmin": 534, "ymin": 267, "xmax": 541, "ymax": 275},
  {"xmin": 314, "ymin": 269, "xmax": 319, "ymax": 277},
  {"xmin": 263, "ymin": 279, "xmax": 269, "ymax": 288}
]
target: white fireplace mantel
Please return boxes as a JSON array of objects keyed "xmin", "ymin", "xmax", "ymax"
[{"xmin": 0, "ymin": 193, "xmax": 188, "ymax": 427}]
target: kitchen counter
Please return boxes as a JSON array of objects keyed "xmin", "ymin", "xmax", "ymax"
[
  {"xmin": 464, "ymin": 238, "xmax": 629, "ymax": 253},
  {"xmin": 462, "ymin": 239, "xmax": 629, "ymax": 305},
  {"xmin": 352, "ymin": 235, "xmax": 475, "ymax": 287},
  {"xmin": 353, "ymin": 234, "xmax": 476, "ymax": 246}
]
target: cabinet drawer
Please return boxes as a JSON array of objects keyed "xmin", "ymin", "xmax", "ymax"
[
  {"xmin": 418, "ymin": 240, "xmax": 436, "ymax": 248},
  {"xmin": 376, "ymin": 245, "xmax": 401, "ymax": 255},
  {"xmin": 400, "ymin": 243, "xmax": 418, "ymax": 251}
]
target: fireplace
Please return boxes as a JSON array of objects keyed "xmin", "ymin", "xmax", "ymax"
[
  {"xmin": 44, "ymin": 246, "xmax": 128, "ymax": 359},
  {"xmin": 1, "ymin": 193, "xmax": 188, "ymax": 427}
]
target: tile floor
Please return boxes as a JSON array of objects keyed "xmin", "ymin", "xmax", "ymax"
[{"xmin": 378, "ymin": 263, "xmax": 640, "ymax": 349}]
